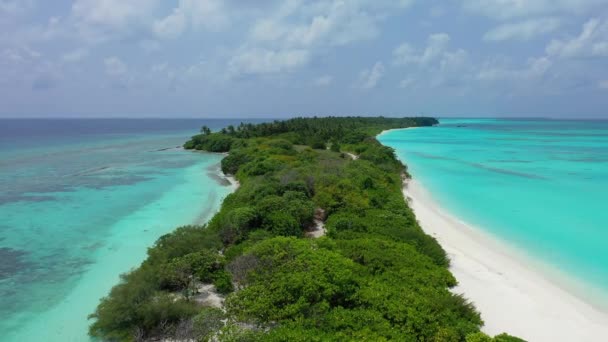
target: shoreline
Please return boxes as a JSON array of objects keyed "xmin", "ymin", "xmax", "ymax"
[
  {"xmin": 403, "ymin": 178, "xmax": 608, "ymax": 341},
  {"xmin": 4, "ymin": 158, "xmax": 233, "ymax": 342},
  {"xmin": 379, "ymin": 127, "xmax": 608, "ymax": 340}
]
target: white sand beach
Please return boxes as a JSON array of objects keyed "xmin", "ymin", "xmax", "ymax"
[
  {"xmin": 403, "ymin": 179, "xmax": 608, "ymax": 341},
  {"xmin": 225, "ymin": 175, "xmax": 240, "ymax": 190}
]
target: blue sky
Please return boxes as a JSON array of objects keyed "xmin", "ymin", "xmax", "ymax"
[{"xmin": 1, "ymin": 0, "xmax": 608, "ymax": 118}]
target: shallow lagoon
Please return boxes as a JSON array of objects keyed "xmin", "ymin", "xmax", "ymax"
[
  {"xmin": 0, "ymin": 119, "xmax": 247, "ymax": 341},
  {"xmin": 379, "ymin": 118, "xmax": 608, "ymax": 304}
]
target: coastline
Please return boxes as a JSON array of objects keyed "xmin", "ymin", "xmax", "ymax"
[
  {"xmin": 4, "ymin": 157, "xmax": 234, "ymax": 342},
  {"xmin": 379, "ymin": 127, "xmax": 608, "ymax": 340},
  {"xmin": 402, "ymin": 176, "xmax": 608, "ymax": 341}
]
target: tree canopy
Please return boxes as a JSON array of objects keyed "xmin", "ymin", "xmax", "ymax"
[{"xmin": 89, "ymin": 116, "xmax": 523, "ymax": 342}]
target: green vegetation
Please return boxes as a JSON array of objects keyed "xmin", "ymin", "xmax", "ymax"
[{"xmin": 89, "ymin": 117, "xmax": 523, "ymax": 341}]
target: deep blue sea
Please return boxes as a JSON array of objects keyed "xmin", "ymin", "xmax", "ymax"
[
  {"xmin": 379, "ymin": 118, "xmax": 608, "ymax": 305},
  {"xmin": 0, "ymin": 119, "xmax": 260, "ymax": 341}
]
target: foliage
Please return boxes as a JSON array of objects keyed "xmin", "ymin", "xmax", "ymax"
[
  {"xmin": 184, "ymin": 134, "xmax": 235, "ymax": 152},
  {"xmin": 466, "ymin": 332, "xmax": 526, "ymax": 342},
  {"xmin": 191, "ymin": 307, "xmax": 226, "ymax": 341},
  {"xmin": 91, "ymin": 117, "xmax": 524, "ymax": 342}
]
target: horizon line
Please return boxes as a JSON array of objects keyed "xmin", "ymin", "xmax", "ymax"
[{"xmin": 0, "ymin": 115, "xmax": 606, "ymax": 120}]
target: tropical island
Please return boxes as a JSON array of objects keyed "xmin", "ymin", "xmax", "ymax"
[{"xmin": 89, "ymin": 117, "xmax": 523, "ymax": 342}]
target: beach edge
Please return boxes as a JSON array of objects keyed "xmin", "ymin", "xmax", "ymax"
[{"xmin": 384, "ymin": 129, "xmax": 608, "ymax": 341}]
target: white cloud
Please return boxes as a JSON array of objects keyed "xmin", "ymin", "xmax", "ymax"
[
  {"xmin": 228, "ymin": 48, "xmax": 310, "ymax": 76},
  {"xmin": 62, "ymin": 48, "xmax": 89, "ymax": 63},
  {"xmin": 139, "ymin": 40, "xmax": 161, "ymax": 53},
  {"xmin": 153, "ymin": 0, "xmax": 228, "ymax": 39},
  {"xmin": 599, "ymin": 80, "xmax": 608, "ymax": 89},
  {"xmin": 72, "ymin": 0, "xmax": 159, "ymax": 29},
  {"xmin": 439, "ymin": 49, "xmax": 469, "ymax": 72},
  {"xmin": 1, "ymin": 46, "xmax": 40, "ymax": 63},
  {"xmin": 392, "ymin": 43, "xmax": 418, "ymax": 65},
  {"xmin": 249, "ymin": 0, "xmax": 416, "ymax": 51},
  {"xmin": 462, "ymin": 0, "xmax": 608, "ymax": 20},
  {"xmin": 421, "ymin": 33, "xmax": 451, "ymax": 64},
  {"xmin": 391, "ymin": 33, "xmax": 473, "ymax": 90},
  {"xmin": 546, "ymin": 18, "xmax": 608, "ymax": 58},
  {"xmin": 477, "ymin": 57, "xmax": 552, "ymax": 82},
  {"xmin": 393, "ymin": 33, "xmax": 451, "ymax": 66},
  {"xmin": 484, "ymin": 18, "xmax": 561, "ymax": 41},
  {"xmin": 229, "ymin": 0, "xmax": 414, "ymax": 78},
  {"xmin": 314, "ymin": 75, "xmax": 333, "ymax": 86},
  {"xmin": 0, "ymin": 0, "xmax": 34, "ymax": 14},
  {"xmin": 151, "ymin": 62, "xmax": 168, "ymax": 73},
  {"xmin": 399, "ymin": 77, "xmax": 415, "ymax": 88},
  {"xmin": 153, "ymin": 8, "xmax": 187, "ymax": 39},
  {"xmin": 429, "ymin": 6, "xmax": 446, "ymax": 18},
  {"xmin": 355, "ymin": 61, "xmax": 385, "ymax": 89},
  {"xmin": 70, "ymin": 0, "xmax": 160, "ymax": 43},
  {"xmin": 250, "ymin": 0, "xmax": 392, "ymax": 48},
  {"xmin": 181, "ymin": 0, "xmax": 228, "ymax": 31},
  {"xmin": 104, "ymin": 56, "xmax": 128, "ymax": 76}
]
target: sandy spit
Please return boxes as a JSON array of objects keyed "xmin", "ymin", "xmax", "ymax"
[{"xmin": 403, "ymin": 179, "xmax": 608, "ymax": 341}]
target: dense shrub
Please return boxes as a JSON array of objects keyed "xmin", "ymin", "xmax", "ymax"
[
  {"xmin": 191, "ymin": 307, "xmax": 226, "ymax": 341},
  {"xmin": 91, "ymin": 117, "xmax": 524, "ymax": 342},
  {"xmin": 184, "ymin": 134, "xmax": 235, "ymax": 152},
  {"xmin": 221, "ymin": 150, "xmax": 251, "ymax": 175}
]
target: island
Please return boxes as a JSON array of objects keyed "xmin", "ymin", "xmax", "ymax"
[{"xmin": 89, "ymin": 117, "xmax": 523, "ymax": 342}]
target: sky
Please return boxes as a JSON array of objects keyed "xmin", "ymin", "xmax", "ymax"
[{"xmin": 1, "ymin": 0, "xmax": 608, "ymax": 118}]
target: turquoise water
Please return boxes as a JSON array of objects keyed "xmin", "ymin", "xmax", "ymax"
[
  {"xmin": 0, "ymin": 119, "xmax": 249, "ymax": 341},
  {"xmin": 379, "ymin": 118, "xmax": 608, "ymax": 303}
]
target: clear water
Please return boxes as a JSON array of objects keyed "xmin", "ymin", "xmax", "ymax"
[
  {"xmin": 379, "ymin": 118, "xmax": 608, "ymax": 303},
  {"xmin": 0, "ymin": 119, "xmax": 258, "ymax": 341}
]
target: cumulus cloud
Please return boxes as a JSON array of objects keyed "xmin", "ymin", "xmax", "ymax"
[
  {"xmin": 228, "ymin": 48, "xmax": 310, "ymax": 76},
  {"xmin": 62, "ymin": 48, "xmax": 89, "ymax": 63},
  {"xmin": 314, "ymin": 75, "xmax": 333, "ymax": 86},
  {"xmin": 0, "ymin": 0, "xmax": 34, "ymax": 14},
  {"xmin": 249, "ymin": 0, "xmax": 408, "ymax": 48},
  {"xmin": 355, "ymin": 61, "xmax": 385, "ymax": 89},
  {"xmin": 391, "ymin": 33, "xmax": 473, "ymax": 90},
  {"xmin": 399, "ymin": 77, "xmax": 415, "ymax": 88},
  {"xmin": 104, "ymin": 56, "xmax": 128, "ymax": 76},
  {"xmin": 71, "ymin": 0, "xmax": 160, "ymax": 42},
  {"xmin": 546, "ymin": 18, "xmax": 608, "ymax": 58},
  {"xmin": 153, "ymin": 8, "xmax": 187, "ymax": 39},
  {"xmin": 229, "ymin": 0, "xmax": 414, "ymax": 78},
  {"xmin": 153, "ymin": 0, "xmax": 228, "ymax": 39},
  {"xmin": 439, "ymin": 49, "xmax": 470, "ymax": 72},
  {"xmin": 462, "ymin": 0, "xmax": 608, "ymax": 20},
  {"xmin": 393, "ymin": 33, "xmax": 452, "ymax": 66},
  {"xmin": 484, "ymin": 18, "xmax": 561, "ymax": 41},
  {"xmin": 477, "ymin": 57, "xmax": 552, "ymax": 82},
  {"xmin": 72, "ymin": 0, "xmax": 158, "ymax": 28},
  {"xmin": 139, "ymin": 40, "xmax": 161, "ymax": 53}
]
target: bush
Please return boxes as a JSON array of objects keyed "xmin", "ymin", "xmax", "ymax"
[
  {"xmin": 309, "ymin": 139, "xmax": 326, "ymax": 149},
  {"xmin": 191, "ymin": 307, "xmax": 226, "ymax": 341},
  {"xmin": 91, "ymin": 117, "xmax": 525, "ymax": 342},
  {"xmin": 225, "ymin": 238, "xmax": 359, "ymax": 322},
  {"xmin": 184, "ymin": 134, "xmax": 235, "ymax": 152},
  {"xmin": 222, "ymin": 150, "xmax": 251, "ymax": 175},
  {"xmin": 213, "ymin": 271, "xmax": 234, "ymax": 294},
  {"xmin": 264, "ymin": 211, "xmax": 301, "ymax": 236},
  {"xmin": 157, "ymin": 250, "xmax": 224, "ymax": 291}
]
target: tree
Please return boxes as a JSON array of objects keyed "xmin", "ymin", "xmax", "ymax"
[
  {"xmin": 200, "ymin": 125, "xmax": 212, "ymax": 135},
  {"xmin": 191, "ymin": 307, "xmax": 226, "ymax": 341},
  {"xmin": 330, "ymin": 141, "xmax": 341, "ymax": 152}
]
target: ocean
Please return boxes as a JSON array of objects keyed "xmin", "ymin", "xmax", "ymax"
[
  {"xmin": 0, "ymin": 119, "xmax": 259, "ymax": 341},
  {"xmin": 378, "ymin": 118, "xmax": 608, "ymax": 306}
]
